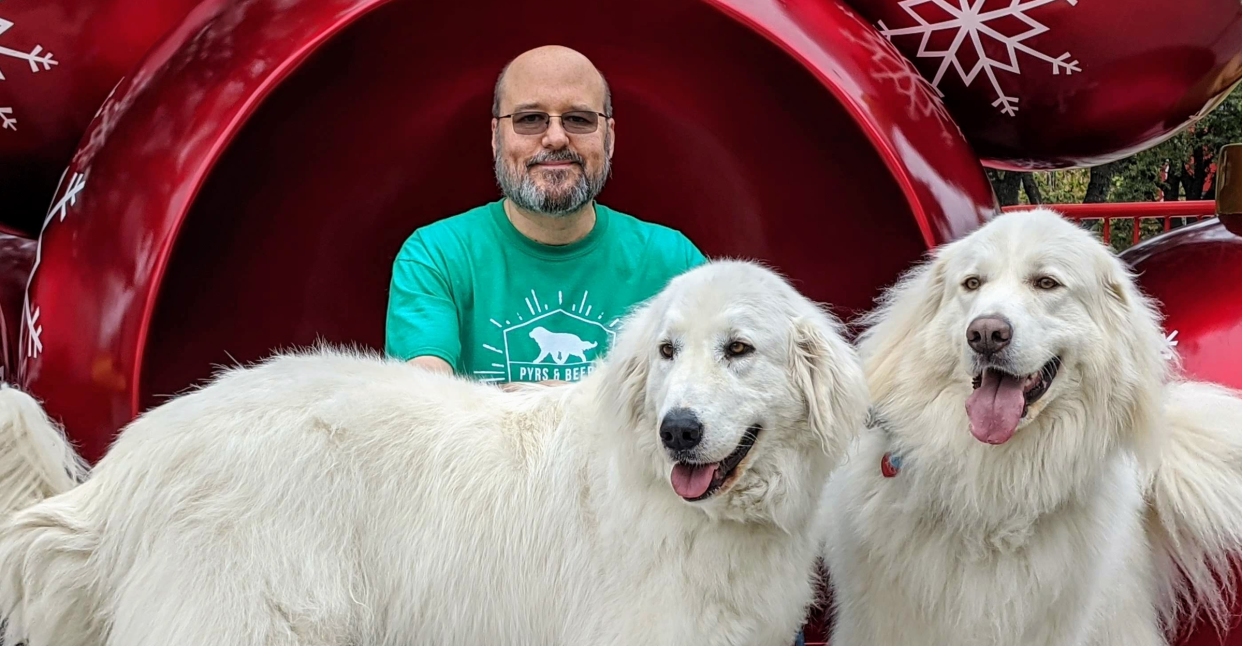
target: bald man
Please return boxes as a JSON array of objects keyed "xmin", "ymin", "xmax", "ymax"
[{"xmin": 384, "ymin": 46, "xmax": 706, "ymax": 387}]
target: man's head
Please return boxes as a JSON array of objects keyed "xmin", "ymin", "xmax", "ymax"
[{"xmin": 491, "ymin": 45, "xmax": 615, "ymax": 217}]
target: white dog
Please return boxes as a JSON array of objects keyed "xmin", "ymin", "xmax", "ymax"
[
  {"xmin": 822, "ymin": 209, "xmax": 1242, "ymax": 646},
  {"xmin": 0, "ymin": 260, "xmax": 869, "ymax": 646}
]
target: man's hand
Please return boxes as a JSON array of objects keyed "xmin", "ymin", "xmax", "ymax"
[
  {"xmin": 500, "ymin": 379, "xmax": 568, "ymax": 392},
  {"xmin": 407, "ymin": 356, "xmax": 452, "ymax": 374}
]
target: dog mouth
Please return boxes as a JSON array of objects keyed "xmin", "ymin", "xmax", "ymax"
[
  {"xmin": 669, "ymin": 426, "xmax": 762, "ymax": 502},
  {"xmin": 966, "ymin": 357, "xmax": 1061, "ymax": 445}
]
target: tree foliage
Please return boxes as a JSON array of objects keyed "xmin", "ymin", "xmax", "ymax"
[{"xmin": 985, "ymin": 84, "xmax": 1242, "ymax": 251}]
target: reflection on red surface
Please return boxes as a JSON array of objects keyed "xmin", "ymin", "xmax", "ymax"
[
  {"xmin": 16, "ymin": 0, "xmax": 995, "ymax": 466},
  {"xmin": 0, "ymin": 0, "xmax": 229, "ymax": 235},
  {"xmin": 845, "ymin": 0, "xmax": 1242, "ymax": 170},
  {"xmin": 1123, "ymin": 218, "xmax": 1242, "ymax": 392},
  {"xmin": 0, "ymin": 231, "xmax": 35, "ymax": 382}
]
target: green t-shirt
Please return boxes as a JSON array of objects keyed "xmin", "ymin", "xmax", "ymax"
[{"xmin": 385, "ymin": 199, "xmax": 706, "ymax": 384}]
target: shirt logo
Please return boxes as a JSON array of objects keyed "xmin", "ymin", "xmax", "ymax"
[{"xmin": 474, "ymin": 290, "xmax": 620, "ymax": 383}]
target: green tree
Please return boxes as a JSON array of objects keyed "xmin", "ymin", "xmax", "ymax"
[
  {"xmin": 986, "ymin": 84, "xmax": 1242, "ymax": 251},
  {"xmin": 1112, "ymin": 89, "xmax": 1242, "ymax": 203}
]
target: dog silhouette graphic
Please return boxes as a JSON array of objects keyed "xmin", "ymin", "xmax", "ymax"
[{"xmin": 529, "ymin": 326, "xmax": 598, "ymax": 365}]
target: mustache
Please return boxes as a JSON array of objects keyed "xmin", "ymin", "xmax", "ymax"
[{"xmin": 527, "ymin": 149, "xmax": 585, "ymax": 168}]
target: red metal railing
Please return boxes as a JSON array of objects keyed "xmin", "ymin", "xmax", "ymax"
[{"xmin": 1002, "ymin": 200, "xmax": 1216, "ymax": 246}]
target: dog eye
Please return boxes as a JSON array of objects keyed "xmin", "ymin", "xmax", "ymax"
[
  {"xmin": 1035, "ymin": 276, "xmax": 1061, "ymax": 290},
  {"xmin": 962, "ymin": 276, "xmax": 981, "ymax": 291},
  {"xmin": 659, "ymin": 343, "xmax": 676, "ymax": 359},
  {"xmin": 726, "ymin": 341, "xmax": 754, "ymax": 357}
]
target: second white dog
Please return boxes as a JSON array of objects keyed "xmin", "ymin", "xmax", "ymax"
[
  {"xmin": 0, "ymin": 259, "xmax": 868, "ymax": 646},
  {"xmin": 823, "ymin": 209, "xmax": 1242, "ymax": 646}
]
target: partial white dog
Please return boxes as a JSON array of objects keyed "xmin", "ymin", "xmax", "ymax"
[
  {"xmin": 0, "ymin": 260, "xmax": 869, "ymax": 646},
  {"xmin": 822, "ymin": 209, "xmax": 1242, "ymax": 646}
]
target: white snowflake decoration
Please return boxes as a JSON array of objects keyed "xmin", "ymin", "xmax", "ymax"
[
  {"xmin": 839, "ymin": 22, "xmax": 960, "ymax": 145},
  {"xmin": 1161, "ymin": 329, "xmax": 1179, "ymax": 361},
  {"xmin": 1, "ymin": 14, "xmax": 59, "ymax": 132},
  {"xmin": 877, "ymin": 0, "xmax": 1081, "ymax": 116},
  {"xmin": 23, "ymin": 170, "xmax": 86, "ymax": 361}
]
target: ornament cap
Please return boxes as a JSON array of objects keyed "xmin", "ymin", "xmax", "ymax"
[{"xmin": 1217, "ymin": 143, "xmax": 1242, "ymax": 236}]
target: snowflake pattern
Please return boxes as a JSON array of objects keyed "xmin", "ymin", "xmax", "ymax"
[
  {"xmin": 1161, "ymin": 329, "xmax": 1179, "ymax": 361},
  {"xmin": 877, "ymin": 0, "xmax": 1080, "ymax": 116},
  {"xmin": 838, "ymin": 17, "xmax": 961, "ymax": 145},
  {"xmin": 23, "ymin": 170, "xmax": 86, "ymax": 361},
  {"xmin": 0, "ymin": 14, "xmax": 59, "ymax": 132}
]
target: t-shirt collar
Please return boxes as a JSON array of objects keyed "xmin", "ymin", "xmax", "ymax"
[{"xmin": 490, "ymin": 198, "xmax": 610, "ymax": 260}]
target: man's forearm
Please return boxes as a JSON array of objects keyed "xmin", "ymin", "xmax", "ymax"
[{"xmin": 407, "ymin": 356, "xmax": 453, "ymax": 374}]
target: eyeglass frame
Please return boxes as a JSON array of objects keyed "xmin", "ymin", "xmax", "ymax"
[{"xmin": 495, "ymin": 110, "xmax": 612, "ymax": 135}]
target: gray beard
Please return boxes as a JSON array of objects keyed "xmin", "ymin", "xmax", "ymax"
[{"xmin": 493, "ymin": 141, "xmax": 611, "ymax": 217}]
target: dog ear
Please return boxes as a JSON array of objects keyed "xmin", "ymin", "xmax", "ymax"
[
  {"xmin": 597, "ymin": 301, "xmax": 657, "ymax": 428},
  {"xmin": 790, "ymin": 309, "xmax": 869, "ymax": 460},
  {"xmin": 1084, "ymin": 246, "xmax": 1173, "ymax": 466},
  {"xmin": 1091, "ymin": 253, "xmax": 1169, "ymax": 366},
  {"xmin": 854, "ymin": 254, "xmax": 949, "ymax": 399},
  {"xmin": 1093, "ymin": 251, "xmax": 1133, "ymax": 308}
]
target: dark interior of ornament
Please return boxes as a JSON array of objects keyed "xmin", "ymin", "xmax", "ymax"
[{"xmin": 140, "ymin": 0, "xmax": 926, "ymax": 420}]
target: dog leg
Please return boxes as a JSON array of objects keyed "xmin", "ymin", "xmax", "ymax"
[
  {"xmin": 103, "ymin": 533, "xmax": 360, "ymax": 646},
  {"xmin": 1084, "ymin": 616, "xmax": 1165, "ymax": 646},
  {"xmin": 824, "ymin": 602, "xmax": 910, "ymax": 646},
  {"xmin": 107, "ymin": 581, "xmax": 356, "ymax": 646}
]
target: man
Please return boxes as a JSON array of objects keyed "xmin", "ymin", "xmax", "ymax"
[{"xmin": 385, "ymin": 45, "xmax": 706, "ymax": 386}]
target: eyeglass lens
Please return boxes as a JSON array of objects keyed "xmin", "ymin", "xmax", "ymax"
[{"xmin": 510, "ymin": 111, "xmax": 600, "ymax": 135}]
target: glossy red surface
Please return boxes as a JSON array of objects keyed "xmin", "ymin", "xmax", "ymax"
[
  {"xmin": 1123, "ymin": 218, "xmax": 1242, "ymax": 392},
  {"xmin": 16, "ymin": 0, "xmax": 995, "ymax": 465},
  {"xmin": 844, "ymin": 0, "xmax": 1242, "ymax": 169},
  {"xmin": 0, "ymin": 230, "xmax": 34, "ymax": 383},
  {"xmin": 0, "ymin": 0, "xmax": 228, "ymax": 235}
]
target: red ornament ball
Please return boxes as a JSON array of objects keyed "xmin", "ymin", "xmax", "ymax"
[
  {"xmin": 1122, "ymin": 218, "xmax": 1242, "ymax": 391},
  {"xmin": 0, "ymin": 0, "xmax": 228, "ymax": 235},
  {"xmin": 843, "ymin": 0, "xmax": 1242, "ymax": 170}
]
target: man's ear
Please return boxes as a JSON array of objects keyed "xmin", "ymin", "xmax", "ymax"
[
  {"xmin": 605, "ymin": 118, "xmax": 616, "ymax": 160},
  {"xmin": 491, "ymin": 119, "xmax": 500, "ymax": 157}
]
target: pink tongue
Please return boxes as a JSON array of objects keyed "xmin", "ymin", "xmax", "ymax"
[
  {"xmin": 966, "ymin": 370, "xmax": 1026, "ymax": 445},
  {"xmin": 671, "ymin": 463, "xmax": 718, "ymax": 499}
]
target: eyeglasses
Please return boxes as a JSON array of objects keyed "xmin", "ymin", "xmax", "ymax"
[{"xmin": 496, "ymin": 110, "xmax": 609, "ymax": 135}]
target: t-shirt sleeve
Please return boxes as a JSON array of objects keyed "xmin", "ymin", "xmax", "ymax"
[
  {"xmin": 680, "ymin": 232, "xmax": 708, "ymax": 269},
  {"xmin": 384, "ymin": 233, "xmax": 462, "ymax": 368}
]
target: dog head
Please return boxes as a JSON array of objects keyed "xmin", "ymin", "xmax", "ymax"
[
  {"xmin": 859, "ymin": 208, "xmax": 1168, "ymax": 454},
  {"xmin": 598, "ymin": 260, "xmax": 868, "ymax": 523}
]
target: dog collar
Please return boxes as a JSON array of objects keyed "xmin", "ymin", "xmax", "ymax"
[
  {"xmin": 880, "ymin": 451, "xmax": 903, "ymax": 478},
  {"xmin": 866, "ymin": 407, "xmax": 904, "ymax": 478}
]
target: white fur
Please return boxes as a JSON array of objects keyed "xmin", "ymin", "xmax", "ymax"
[
  {"xmin": 0, "ymin": 259, "xmax": 869, "ymax": 646},
  {"xmin": 0, "ymin": 384, "xmax": 86, "ymax": 516},
  {"xmin": 822, "ymin": 208, "xmax": 1242, "ymax": 646}
]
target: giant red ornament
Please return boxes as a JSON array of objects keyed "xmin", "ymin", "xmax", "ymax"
[
  {"xmin": 0, "ymin": 226, "xmax": 34, "ymax": 381},
  {"xmin": 1122, "ymin": 218, "xmax": 1242, "ymax": 392},
  {"xmin": 842, "ymin": 0, "xmax": 1242, "ymax": 169},
  {"xmin": 0, "ymin": 0, "xmax": 227, "ymax": 235},
  {"xmin": 15, "ymin": 0, "xmax": 994, "ymax": 465}
]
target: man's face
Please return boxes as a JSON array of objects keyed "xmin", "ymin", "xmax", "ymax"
[{"xmin": 491, "ymin": 56, "xmax": 615, "ymax": 217}]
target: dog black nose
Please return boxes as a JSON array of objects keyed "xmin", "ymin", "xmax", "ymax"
[
  {"xmin": 660, "ymin": 408, "xmax": 703, "ymax": 452},
  {"xmin": 967, "ymin": 315, "xmax": 1013, "ymax": 355}
]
